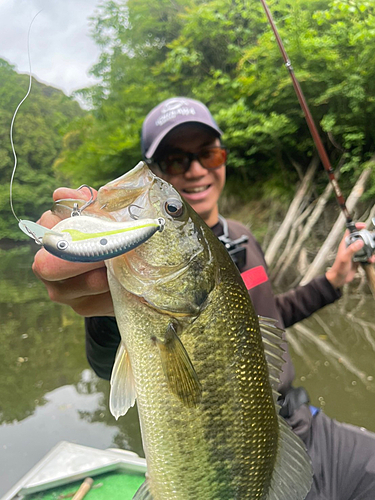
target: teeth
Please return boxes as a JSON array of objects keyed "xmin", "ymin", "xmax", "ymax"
[{"xmin": 185, "ymin": 186, "xmax": 208, "ymax": 193}]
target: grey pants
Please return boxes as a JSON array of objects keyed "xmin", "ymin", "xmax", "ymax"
[{"xmin": 289, "ymin": 407, "xmax": 375, "ymax": 500}]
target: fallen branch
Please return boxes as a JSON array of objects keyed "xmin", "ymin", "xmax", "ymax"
[
  {"xmin": 265, "ymin": 155, "xmax": 319, "ymax": 266},
  {"xmin": 270, "ymin": 202, "xmax": 315, "ymax": 280},
  {"xmin": 274, "ymin": 180, "xmax": 333, "ymax": 286},
  {"xmin": 300, "ymin": 168, "xmax": 372, "ymax": 285}
]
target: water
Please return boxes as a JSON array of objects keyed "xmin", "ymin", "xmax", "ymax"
[
  {"xmin": 287, "ymin": 292, "xmax": 375, "ymax": 431},
  {"xmin": 1, "ymin": 246, "xmax": 375, "ymax": 496},
  {"xmin": 0, "ymin": 246, "xmax": 143, "ymax": 496}
]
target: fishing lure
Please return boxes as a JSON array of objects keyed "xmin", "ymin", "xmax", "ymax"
[
  {"xmin": 10, "ymin": 13, "xmax": 164, "ymax": 263},
  {"xmin": 18, "ymin": 216, "xmax": 164, "ymax": 263}
]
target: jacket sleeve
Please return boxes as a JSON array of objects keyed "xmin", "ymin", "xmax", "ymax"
[
  {"xmin": 275, "ymin": 275, "xmax": 342, "ymax": 328},
  {"xmin": 85, "ymin": 316, "xmax": 120, "ymax": 380}
]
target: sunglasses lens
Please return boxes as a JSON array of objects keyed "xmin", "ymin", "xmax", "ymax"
[
  {"xmin": 158, "ymin": 147, "xmax": 227, "ymax": 175},
  {"xmin": 160, "ymin": 155, "xmax": 190, "ymax": 175},
  {"xmin": 199, "ymin": 147, "xmax": 227, "ymax": 169}
]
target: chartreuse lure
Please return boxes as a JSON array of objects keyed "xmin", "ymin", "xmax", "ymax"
[{"xmin": 19, "ymin": 216, "xmax": 165, "ymax": 262}]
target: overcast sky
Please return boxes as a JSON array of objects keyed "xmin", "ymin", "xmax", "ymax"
[{"xmin": 0, "ymin": 0, "xmax": 102, "ymax": 96}]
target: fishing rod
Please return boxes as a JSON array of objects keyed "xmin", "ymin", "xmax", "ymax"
[{"xmin": 259, "ymin": 0, "xmax": 375, "ymax": 265}]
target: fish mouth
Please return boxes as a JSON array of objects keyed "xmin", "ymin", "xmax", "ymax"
[{"xmin": 97, "ymin": 162, "xmax": 155, "ymax": 212}]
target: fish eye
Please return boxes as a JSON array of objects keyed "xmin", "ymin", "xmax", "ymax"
[{"xmin": 164, "ymin": 198, "xmax": 184, "ymax": 218}]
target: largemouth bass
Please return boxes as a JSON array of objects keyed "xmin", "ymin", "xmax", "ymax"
[{"xmin": 57, "ymin": 162, "xmax": 312, "ymax": 499}]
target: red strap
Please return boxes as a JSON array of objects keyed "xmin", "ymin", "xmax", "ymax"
[{"xmin": 241, "ymin": 266, "xmax": 268, "ymax": 290}]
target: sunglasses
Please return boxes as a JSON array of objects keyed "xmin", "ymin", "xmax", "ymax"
[{"xmin": 151, "ymin": 146, "xmax": 228, "ymax": 176}]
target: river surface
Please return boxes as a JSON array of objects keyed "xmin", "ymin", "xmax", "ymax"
[{"xmin": 1, "ymin": 246, "xmax": 375, "ymax": 496}]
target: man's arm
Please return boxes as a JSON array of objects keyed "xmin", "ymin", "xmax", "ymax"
[
  {"xmin": 276, "ymin": 223, "xmax": 374, "ymax": 328},
  {"xmin": 32, "ymin": 187, "xmax": 117, "ymax": 380},
  {"xmin": 275, "ymin": 275, "xmax": 341, "ymax": 328}
]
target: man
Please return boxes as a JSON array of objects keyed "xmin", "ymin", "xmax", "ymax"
[{"xmin": 33, "ymin": 97, "xmax": 375, "ymax": 499}]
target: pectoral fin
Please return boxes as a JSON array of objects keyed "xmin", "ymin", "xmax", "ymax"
[
  {"xmin": 110, "ymin": 341, "xmax": 136, "ymax": 420},
  {"xmin": 156, "ymin": 323, "xmax": 201, "ymax": 407}
]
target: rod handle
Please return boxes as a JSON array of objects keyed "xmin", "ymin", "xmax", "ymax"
[{"xmin": 72, "ymin": 477, "xmax": 94, "ymax": 500}]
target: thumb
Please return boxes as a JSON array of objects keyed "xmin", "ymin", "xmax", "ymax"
[
  {"xmin": 347, "ymin": 237, "xmax": 364, "ymax": 257},
  {"xmin": 53, "ymin": 186, "xmax": 97, "ymax": 202}
]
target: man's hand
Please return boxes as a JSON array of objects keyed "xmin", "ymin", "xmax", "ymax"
[
  {"xmin": 32, "ymin": 187, "xmax": 115, "ymax": 317},
  {"xmin": 326, "ymin": 223, "xmax": 375, "ymax": 289}
]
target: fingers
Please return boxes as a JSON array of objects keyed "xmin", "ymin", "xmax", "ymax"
[
  {"xmin": 32, "ymin": 251, "xmax": 114, "ymax": 316},
  {"xmin": 36, "ymin": 210, "xmax": 63, "ymax": 229},
  {"xmin": 36, "ymin": 186, "xmax": 96, "ymax": 229},
  {"xmin": 53, "ymin": 186, "xmax": 97, "ymax": 202},
  {"xmin": 33, "ymin": 247, "xmax": 104, "ymax": 281},
  {"xmin": 345, "ymin": 237, "xmax": 364, "ymax": 259},
  {"xmin": 47, "ymin": 267, "xmax": 109, "ymax": 302},
  {"xmin": 344, "ymin": 223, "xmax": 375, "ymax": 263},
  {"xmin": 32, "ymin": 184, "xmax": 113, "ymax": 317},
  {"xmin": 45, "ymin": 269, "xmax": 113, "ymax": 317},
  {"xmin": 60, "ymin": 291, "xmax": 114, "ymax": 317}
]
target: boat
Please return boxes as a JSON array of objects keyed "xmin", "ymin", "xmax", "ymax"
[{"xmin": 1, "ymin": 441, "xmax": 147, "ymax": 500}]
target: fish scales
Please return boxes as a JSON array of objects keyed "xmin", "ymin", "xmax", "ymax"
[
  {"xmin": 109, "ymin": 249, "xmax": 278, "ymax": 499},
  {"xmin": 57, "ymin": 162, "xmax": 312, "ymax": 499}
]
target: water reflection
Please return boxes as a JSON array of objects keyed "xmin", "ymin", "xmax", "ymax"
[
  {"xmin": 0, "ymin": 247, "xmax": 142, "ymax": 496},
  {"xmin": 0, "ymin": 382, "xmax": 117, "ymax": 495},
  {"xmin": 288, "ymin": 292, "xmax": 375, "ymax": 432},
  {"xmin": 1, "ymin": 246, "xmax": 375, "ymax": 496}
]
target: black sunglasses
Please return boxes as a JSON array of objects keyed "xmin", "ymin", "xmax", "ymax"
[{"xmin": 149, "ymin": 146, "xmax": 228, "ymax": 176}]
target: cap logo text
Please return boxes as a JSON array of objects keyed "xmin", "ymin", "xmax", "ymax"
[{"xmin": 155, "ymin": 98, "xmax": 196, "ymax": 127}]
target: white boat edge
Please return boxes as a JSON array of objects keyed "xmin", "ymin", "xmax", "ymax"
[{"xmin": 1, "ymin": 441, "xmax": 147, "ymax": 500}]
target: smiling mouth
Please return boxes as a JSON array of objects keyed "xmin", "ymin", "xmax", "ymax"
[{"xmin": 183, "ymin": 185, "xmax": 210, "ymax": 194}]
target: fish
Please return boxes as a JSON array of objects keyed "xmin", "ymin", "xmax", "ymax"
[{"xmin": 56, "ymin": 161, "xmax": 313, "ymax": 499}]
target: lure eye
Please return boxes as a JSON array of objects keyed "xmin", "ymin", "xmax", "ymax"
[
  {"xmin": 164, "ymin": 198, "xmax": 184, "ymax": 218},
  {"xmin": 57, "ymin": 240, "xmax": 69, "ymax": 251}
]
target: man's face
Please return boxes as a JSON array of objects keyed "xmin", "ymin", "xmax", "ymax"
[{"xmin": 152, "ymin": 124, "xmax": 226, "ymax": 226}]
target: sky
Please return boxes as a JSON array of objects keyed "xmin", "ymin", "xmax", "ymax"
[{"xmin": 0, "ymin": 0, "xmax": 103, "ymax": 96}]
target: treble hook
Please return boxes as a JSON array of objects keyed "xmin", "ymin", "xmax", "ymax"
[
  {"xmin": 71, "ymin": 185, "xmax": 96, "ymax": 217},
  {"xmin": 128, "ymin": 204, "xmax": 144, "ymax": 220}
]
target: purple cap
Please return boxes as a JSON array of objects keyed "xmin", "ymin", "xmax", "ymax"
[{"xmin": 141, "ymin": 97, "xmax": 222, "ymax": 158}]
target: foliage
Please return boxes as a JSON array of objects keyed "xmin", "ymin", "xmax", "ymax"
[
  {"xmin": 55, "ymin": 0, "xmax": 375, "ymax": 203},
  {"xmin": 2, "ymin": 1, "xmax": 375, "ymax": 241},
  {"xmin": 0, "ymin": 59, "xmax": 83, "ymax": 241},
  {"xmin": 0, "ymin": 247, "xmax": 88, "ymax": 423}
]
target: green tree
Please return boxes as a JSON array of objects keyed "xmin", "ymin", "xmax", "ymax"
[
  {"xmin": 55, "ymin": 0, "xmax": 201, "ymax": 187},
  {"xmin": 0, "ymin": 59, "xmax": 83, "ymax": 242},
  {"xmin": 55, "ymin": 0, "xmax": 375, "ymax": 202}
]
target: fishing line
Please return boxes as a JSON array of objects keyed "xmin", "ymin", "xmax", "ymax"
[{"xmin": 9, "ymin": 10, "xmax": 43, "ymax": 224}]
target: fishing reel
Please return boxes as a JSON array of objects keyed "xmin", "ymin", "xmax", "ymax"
[{"xmin": 346, "ymin": 219, "xmax": 375, "ymax": 263}]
